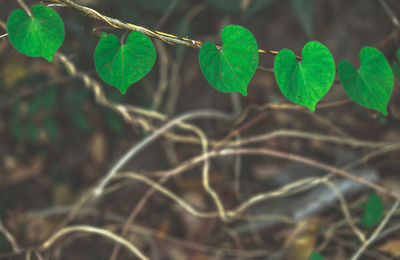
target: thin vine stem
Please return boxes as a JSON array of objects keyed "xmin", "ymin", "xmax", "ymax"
[{"xmin": 43, "ymin": 0, "xmax": 301, "ymax": 58}]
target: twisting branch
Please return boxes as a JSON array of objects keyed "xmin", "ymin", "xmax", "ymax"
[
  {"xmin": 39, "ymin": 225, "xmax": 149, "ymax": 260},
  {"xmin": 109, "ymin": 114, "xmax": 226, "ymax": 260},
  {"xmin": 93, "ymin": 109, "xmax": 232, "ymax": 197},
  {"xmin": 220, "ymin": 129, "xmax": 390, "ymax": 149},
  {"xmin": 42, "ymin": 0, "xmax": 295, "ymax": 57},
  {"xmin": 148, "ymin": 147, "xmax": 400, "ymax": 200},
  {"xmin": 115, "ymin": 172, "xmax": 218, "ymax": 218},
  {"xmin": 111, "ymin": 145, "xmax": 400, "ymax": 221}
]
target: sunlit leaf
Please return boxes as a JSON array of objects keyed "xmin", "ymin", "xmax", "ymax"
[
  {"xmin": 338, "ymin": 47, "xmax": 393, "ymax": 115},
  {"xmin": 94, "ymin": 32, "xmax": 156, "ymax": 94},
  {"xmin": 199, "ymin": 25, "xmax": 259, "ymax": 96},
  {"xmin": 7, "ymin": 5, "xmax": 65, "ymax": 62},
  {"xmin": 274, "ymin": 41, "xmax": 335, "ymax": 111}
]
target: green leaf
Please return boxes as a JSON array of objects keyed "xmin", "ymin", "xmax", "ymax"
[
  {"xmin": 199, "ymin": 25, "xmax": 259, "ymax": 96},
  {"xmin": 274, "ymin": 41, "xmax": 335, "ymax": 111},
  {"xmin": 392, "ymin": 48, "xmax": 400, "ymax": 85},
  {"xmin": 94, "ymin": 32, "xmax": 156, "ymax": 94},
  {"xmin": 360, "ymin": 193, "xmax": 383, "ymax": 227},
  {"xmin": 290, "ymin": 0, "xmax": 313, "ymax": 38},
  {"xmin": 308, "ymin": 251, "xmax": 323, "ymax": 260},
  {"xmin": 7, "ymin": 5, "xmax": 65, "ymax": 62},
  {"xmin": 338, "ymin": 47, "xmax": 393, "ymax": 115}
]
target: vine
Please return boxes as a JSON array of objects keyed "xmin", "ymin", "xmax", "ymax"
[
  {"xmin": 5, "ymin": 0, "xmax": 395, "ymax": 115},
  {"xmin": 1, "ymin": 1, "xmax": 400, "ymax": 259}
]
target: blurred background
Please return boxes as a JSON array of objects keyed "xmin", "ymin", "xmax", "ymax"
[{"xmin": 0, "ymin": 0, "xmax": 400, "ymax": 259}]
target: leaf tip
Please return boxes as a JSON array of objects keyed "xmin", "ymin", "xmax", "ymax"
[
  {"xmin": 307, "ymin": 104, "xmax": 316, "ymax": 112},
  {"xmin": 119, "ymin": 88, "xmax": 127, "ymax": 95},
  {"xmin": 379, "ymin": 108, "xmax": 388, "ymax": 116},
  {"xmin": 45, "ymin": 54, "xmax": 54, "ymax": 63},
  {"xmin": 239, "ymin": 89, "xmax": 248, "ymax": 96}
]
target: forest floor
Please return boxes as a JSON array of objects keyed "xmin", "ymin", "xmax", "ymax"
[{"xmin": 0, "ymin": 0, "xmax": 400, "ymax": 259}]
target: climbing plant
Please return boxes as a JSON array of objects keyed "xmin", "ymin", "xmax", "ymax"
[{"xmin": 5, "ymin": 1, "xmax": 395, "ymax": 115}]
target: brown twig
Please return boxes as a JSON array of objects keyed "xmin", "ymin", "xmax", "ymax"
[{"xmin": 43, "ymin": 0, "xmax": 295, "ymax": 57}]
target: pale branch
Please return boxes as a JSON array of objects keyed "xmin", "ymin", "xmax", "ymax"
[
  {"xmin": 39, "ymin": 225, "xmax": 149, "ymax": 260},
  {"xmin": 43, "ymin": 0, "xmax": 291, "ymax": 57},
  {"xmin": 93, "ymin": 109, "xmax": 232, "ymax": 197}
]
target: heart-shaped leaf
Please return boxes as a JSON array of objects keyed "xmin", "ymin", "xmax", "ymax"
[
  {"xmin": 94, "ymin": 32, "xmax": 156, "ymax": 94},
  {"xmin": 199, "ymin": 25, "xmax": 259, "ymax": 96},
  {"xmin": 338, "ymin": 47, "xmax": 393, "ymax": 115},
  {"xmin": 7, "ymin": 5, "xmax": 65, "ymax": 62},
  {"xmin": 274, "ymin": 41, "xmax": 335, "ymax": 111}
]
